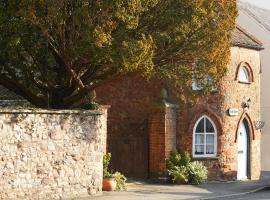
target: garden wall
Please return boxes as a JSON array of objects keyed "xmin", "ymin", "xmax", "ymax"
[{"xmin": 0, "ymin": 107, "xmax": 108, "ymax": 199}]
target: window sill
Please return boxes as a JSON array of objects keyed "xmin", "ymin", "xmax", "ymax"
[
  {"xmin": 238, "ymin": 81, "xmax": 252, "ymax": 85},
  {"xmin": 192, "ymin": 156, "xmax": 219, "ymax": 161},
  {"xmin": 192, "ymin": 89, "xmax": 219, "ymax": 93}
]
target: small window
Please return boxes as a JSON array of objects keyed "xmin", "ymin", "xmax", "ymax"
[
  {"xmin": 238, "ymin": 66, "xmax": 250, "ymax": 83},
  {"xmin": 193, "ymin": 115, "xmax": 217, "ymax": 157},
  {"xmin": 192, "ymin": 80, "xmax": 203, "ymax": 91},
  {"xmin": 192, "ymin": 75, "xmax": 217, "ymax": 91}
]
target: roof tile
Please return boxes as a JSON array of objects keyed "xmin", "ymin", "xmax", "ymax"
[{"xmin": 232, "ymin": 26, "xmax": 264, "ymax": 50}]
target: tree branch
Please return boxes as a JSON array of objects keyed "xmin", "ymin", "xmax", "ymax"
[
  {"xmin": 47, "ymin": 42, "xmax": 85, "ymax": 89},
  {"xmin": 0, "ymin": 73, "xmax": 47, "ymax": 107},
  {"xmin": 63, "ymin": 73, "xmax": 122, "ymax": 107}
]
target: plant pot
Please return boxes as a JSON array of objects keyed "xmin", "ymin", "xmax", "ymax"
[{"xmin": 102, "ymin": 178, "xmax": 117, "ymax": 191}]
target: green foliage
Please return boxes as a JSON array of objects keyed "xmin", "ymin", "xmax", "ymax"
[
  {"xmin": 168, "ymin": 165, "xmax": 189, "ymax": 184},
  {"xmin": 166, "ymin": 150, "xmax": 208, "ymax": 185},
  {"xmin": 80, "ymin": 103, "xmax": 99, "ymax": 110},
  {"xmin": 188, "ymin": 161, "xmax": 208, "ymax": 185},
  {"xmin": 103, "ymin": 153, "xmax": 127, "ymax": 191},
  {"xmin": 113, "ymin": 171, "xmax": 127, "ymax": 191},
  {"xmin": 166, "ymin": 149, "xmax": 182, "ymax": 169},
  {"xmin": 103, "ymin": 153, "xmax": 113, "ymax": 178},
  {"xmin": 80, "ymin": 90, "xmax": 99, "ymax": 110},
  {"xmin": 0, "ymin": 0, "xmax": 237, "ymax": 108}
]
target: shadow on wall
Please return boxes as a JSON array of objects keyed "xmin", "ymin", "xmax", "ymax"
[
  {"xmin": 260, "ymin": 171, "xmax": 270, "ymax": 181},
  {"xmin": 208, "ymin": 170, "xmax": 238, "ymax": 182}
]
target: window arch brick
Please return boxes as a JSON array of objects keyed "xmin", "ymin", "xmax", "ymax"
[
  {"xmin": 235, "ymin": 112, "xmax": 255, "ymax": 142},
  {"xmin": 193, "ymin": 115, "xmax": 217, "ymax": 157},
  {"xmin": 235, "ymin": 62, "xmax": 254, "ymax": 83},
  {"xmin": 188, "ymin": 108, "xmax": 223, "ymax": 158}
]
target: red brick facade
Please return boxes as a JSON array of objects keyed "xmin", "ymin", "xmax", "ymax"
[{"xmin": 96, "ymin": 46, "xmax": 261, "ymax": 181}]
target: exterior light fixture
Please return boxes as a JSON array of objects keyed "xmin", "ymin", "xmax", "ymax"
[{"xmin": 242, "ymin": 98, "xmax": 251, "ymax": 109}]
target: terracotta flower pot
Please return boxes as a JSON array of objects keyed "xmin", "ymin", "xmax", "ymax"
[{"xmin": 102, "ymin": 178, "xmax": 117, "ymax": 191}]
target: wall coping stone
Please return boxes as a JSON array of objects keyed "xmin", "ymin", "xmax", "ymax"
[{"xmin": 0, "ymin": 105, "xmax": 110, "ymax": 115}]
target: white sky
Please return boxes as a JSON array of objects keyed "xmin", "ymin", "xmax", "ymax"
[{"xmin": 240, "ymin": 0, "xmax": 270, "ymax": 10}]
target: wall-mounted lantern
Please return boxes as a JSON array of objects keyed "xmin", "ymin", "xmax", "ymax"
[{"xmin": 242, "ymin": 98, "xmax": 251, "ymax": 109}]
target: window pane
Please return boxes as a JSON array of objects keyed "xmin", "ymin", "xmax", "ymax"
[
  {"xmin": 195, "ymin": 145, "xmax": 204, "ymax": 155},
  {"xmin": 195, "ymin": 134, "xmax": 204, "ymax": 145},
  {"xmin": 206, "ymin": 145, "xmax": 214, "ymax": 154},
  {"xmin": 196, "ymin": 119, "xmax": 204, "ymax": 133},
  {"xmin": 192, "ymin": 80, "xmax": 202, "ymax": 91},
  {"xmin": 239, "ymin": 67, "xmax": 249, "ymax": 82},
  {"xmin": 206, "ymin": 134, "xmax": 215, "ymax": 145},
  {"xmin": 206, "ymin": 118, "xmax": 215, "ymax": 133}
]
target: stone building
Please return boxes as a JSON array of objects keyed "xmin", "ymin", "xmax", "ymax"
[
  {"xmin": 0, "ymin": 85, "xmax": 27, "ymax": 107},
  {"xmin": 237, "ymin": 0, "xmax": 270, "ymax": 179},
  {"xmin": 96, "ymin": 26, "xmax": 264, "ymax": 181}
]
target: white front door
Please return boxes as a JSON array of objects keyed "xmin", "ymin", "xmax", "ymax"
[{"xmin": 237, "ymin": 122, "xmax": 248, "ymax": 180}]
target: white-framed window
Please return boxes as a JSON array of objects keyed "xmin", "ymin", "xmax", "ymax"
[
  {"xmin": 193, "ymin": 115, "xmax": 217, "ymax": 158},
  {"xmin": 192, "ymin": 79, "xmax": 203, "ymax": 91},
  {"xmin": 238, "ymin": 66, "xmax": 250, "ymax": 83}
]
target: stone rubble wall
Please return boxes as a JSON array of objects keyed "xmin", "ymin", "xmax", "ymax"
[{"xmin": 0, "ymin": 108, "xmax": 108, "ymax": 199}]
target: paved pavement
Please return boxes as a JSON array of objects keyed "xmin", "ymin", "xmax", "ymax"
[
  {"xmin": 213, "ymin": 187, "xmax": 270, "ymax": 200},
  {"xmin": 77, "ymin": 180, "xmax": 269, "ymax": 200}
]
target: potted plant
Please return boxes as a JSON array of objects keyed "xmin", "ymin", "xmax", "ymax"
[{"xmin": 102, "ymin": 153, "xmax": 127, "ymax": 191}]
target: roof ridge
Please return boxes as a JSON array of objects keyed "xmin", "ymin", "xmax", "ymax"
[
  {"xmin": 238, "ymin": 1, "xmax": 270, "ymax": 32},
  {"xmin": 0, "ymin": 85, "xmax": 24, "ymax": 100}
]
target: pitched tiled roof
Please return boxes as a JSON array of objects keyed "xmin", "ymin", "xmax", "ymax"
[
  {"xmin": 232, "ymin": 26, "xmax": 264, "ymax": 50},
  {"xmin": 0, "ymin": 85, "xmax": 24, "ymax": 100}
]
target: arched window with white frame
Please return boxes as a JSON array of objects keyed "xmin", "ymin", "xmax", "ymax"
[
  {"xmin": 193, "ymin": 115, "xmax": 217, "ymax": 157},
  {"xmin": 238, "ymin": 66, "xmax": 251, "ymax": 83}
]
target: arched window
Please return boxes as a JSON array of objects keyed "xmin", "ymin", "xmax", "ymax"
[
  {"xmin": 193, "ymin": 115, "xmax": 217, "ymax": 157},
  {"xmin": 238, "ymin": 66, "xmax": 250, "ymax": 83}
]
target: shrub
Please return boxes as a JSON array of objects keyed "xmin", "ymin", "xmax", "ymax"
[
  {"xmin": 188, "ymin": 161, "xmax": 208, "ymax": 185},
  {"xmin": 103, "ymin": 153, "xmax": 113, "ymax": 178},
  {"xmin": 113, "ymin": 171, "xmax": 127, "ymax": 191},
  {"xmin": 166, "ymin": 149, "xmax": 182, "ymax": 170},
  {"xmin": 168, "ymin": 165, "xmax": 189, "ymax": 184},
  {"xmin": 166, "ymin": 150, "xmax": 208, "ymax": 185}
]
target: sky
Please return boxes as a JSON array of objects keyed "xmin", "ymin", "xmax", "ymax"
[{"xmin": 240, "ymin": 0, "xmax": 270, "ymax": 10}]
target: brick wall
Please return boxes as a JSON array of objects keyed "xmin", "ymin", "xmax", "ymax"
[
  {"xmin": 96, "ymin": 74, "xmax": 167, "ymax": 178},
  {"xmin": 0, "ymin": 108, "xmax": 108, "ymax": 199}
]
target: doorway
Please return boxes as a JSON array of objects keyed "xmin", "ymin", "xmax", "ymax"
[{"xmin": 237, "ymin": 119, "xmax": 250, "ymax": 180}]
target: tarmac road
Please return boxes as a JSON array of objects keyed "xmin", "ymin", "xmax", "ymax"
[{"xmin": 212, "ymin": 188, "xmax": 270, "ymax": 200}]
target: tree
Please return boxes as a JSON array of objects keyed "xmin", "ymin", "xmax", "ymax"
[{"xmin": 0, "ymin": 0, "xmax": 237, "ymax": 109}]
